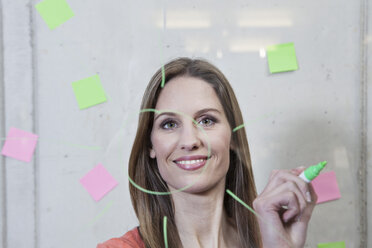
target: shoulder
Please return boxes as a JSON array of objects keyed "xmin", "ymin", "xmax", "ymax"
[{"xmin": 97, "ymin": 227, "xmax": 145, "ymax": 248}]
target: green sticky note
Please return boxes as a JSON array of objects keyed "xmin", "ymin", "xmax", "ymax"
[
  {"xmin": 318, "ymin": 241, "xmax": 346, "ymax": 248},
  {"xmin": 35, "ymin": 0, "xmax": 74, "ymax": 30},
  {"xmin": 266, "ymin": 42, "xmax": 298, "ymax": 73},
  {"xmin": 72, "ymin": 75, "xmax": 107, "ymax": 109}
]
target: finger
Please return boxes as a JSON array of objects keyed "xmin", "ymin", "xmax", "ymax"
[
  {"xmin": 263, "ymin": 170, "xmax": 311, "ymax": 203},
  {"xmin": 269, "ymin": 169, "xmax": 280, "ymax": 181},
  {"xmin": 309, "ymin": 183, "xmax": 318, "ymax": 204},
  {"xmin": 260, "ymin": 189, "xmax": 302, "ymax": 223},
  {"xmin": 281, "ymin": 191, "xmax": 301, "ymax": 223},
  {"xmin": 264, "ymin": 169, "xmax": 290, "ymax": 192},
  {"xmin": 300, "ymin": 184, "xmax": 318, "ymax": 222},
  {"xmin": 260, "ymin": 169, "xmax": 281, "ymax": 193},
  {"xmin": 278, "ymin": 181, "xmax": 307, "ymax": 217},
  {"xmin": 265, "ymin": 181, "xmax": 307, "ymax": 220}
]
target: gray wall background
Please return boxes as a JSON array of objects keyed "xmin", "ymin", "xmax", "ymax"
[{"xmin": 0, "ymin": 0, "xmax": 371, "ymax": 247}]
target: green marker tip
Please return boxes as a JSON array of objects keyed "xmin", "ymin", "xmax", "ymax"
[
  {"xmin": 303, "ymin": 161, "xmax": 327, "ymax": 182},
  {"xmin": 320, "ymin": 161, "xmax": 327, "ymax": 167}
]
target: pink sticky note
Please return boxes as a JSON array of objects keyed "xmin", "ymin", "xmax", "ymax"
[
  {"xmin": 311, "ymin": 171, "xmax": 341, "ymax": 204},
  {"xmin": 80, "ymin": 164, "xmax": 118, "ymax": 202},
  {"xmin": 1, "ymin": 127, "xmax": 38, "ymax": 162}
]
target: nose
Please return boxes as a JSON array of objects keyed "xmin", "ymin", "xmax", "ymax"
[{"xmin": 179, "ymin": 121, "xmax": 202, "ymax": 151}]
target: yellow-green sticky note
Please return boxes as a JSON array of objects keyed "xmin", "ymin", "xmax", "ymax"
[
  {"xmin": 266, "ymin": 42, "xmax": 298, "ymax": 73},
  {"xmin": 35, "ymin": 0, "xmax": 74, "ymax": 30},
  {"xmin": 72, "ymin": 75, "xmax": 107, "ymax": 109},
  {"xmin": 318, "ymin": 241, "xmax": 346, "ymax": 248}
]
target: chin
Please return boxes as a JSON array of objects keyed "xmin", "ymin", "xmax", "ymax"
[{"xmin": 167, "ymin": 177, "xmax": 224, "ymax": 195}]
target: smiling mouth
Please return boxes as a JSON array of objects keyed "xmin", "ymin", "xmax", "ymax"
[
  {"xmin": 173, "ymin": 157, "xmax": 211, "ymax": 171},
  {"xmin": 174, "ymin": 159, "xmax": 206, "ymax": 165}
]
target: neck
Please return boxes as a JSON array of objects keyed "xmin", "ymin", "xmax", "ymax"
[{"xmin": 170, "ymin": 179, "xmax": 237, "ymax": 248}]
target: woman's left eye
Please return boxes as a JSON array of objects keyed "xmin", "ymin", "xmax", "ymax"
[{"xmin": 198, "ymin": 117, "xmax": 216, "ymax": 127}]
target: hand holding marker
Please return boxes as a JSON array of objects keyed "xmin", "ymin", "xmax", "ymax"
[
  {"xmin": 276, "ymin": 161, "xmax": 327, "ymax": 243},
  {"xmin": 280, "ymin": 161, "xmax": 327, "ymax": 211},
  {"xmin": 231, "ymin": 161, "xmax": 327, "ymax": 247}
]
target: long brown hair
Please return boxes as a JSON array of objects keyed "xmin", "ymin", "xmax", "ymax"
[{"xmin": 128, "ymin": 57, "xmax": 262, "ymax": 247}]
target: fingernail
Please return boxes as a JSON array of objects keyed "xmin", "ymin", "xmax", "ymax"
[{"xmin": 306, "ymin": 191, "xmax": 312, "ymax": 203}]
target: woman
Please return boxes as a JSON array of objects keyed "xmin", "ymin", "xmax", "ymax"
[{"xmin": 97, "ymin": 58, "xmax": 317, "ymax": 248}]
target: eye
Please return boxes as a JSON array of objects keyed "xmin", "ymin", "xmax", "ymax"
[
  {"xmin": 161, "ymin": 119, "xmax": 178, "ymax": 130},
  {"xmin": 198, "ymin": 116, "xmax": 216, "ymax": 127}
]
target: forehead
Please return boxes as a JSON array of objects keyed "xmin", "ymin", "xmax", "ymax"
[{"xmin": 155, "ymin": 76, "xmax": 224, "ymax": 113}]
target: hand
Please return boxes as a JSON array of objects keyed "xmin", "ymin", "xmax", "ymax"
[{"xmin": 252, "ymin": 167, "xmax": 317, "ymax": 248}]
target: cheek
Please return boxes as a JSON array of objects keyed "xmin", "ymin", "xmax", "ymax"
[
  {"xmin": 151, "ymin": 135, "xmax": 177, "ymax": 186},
  {"xmin": 209, "ymin": 130, "xmax": 231, "ymax": 154},
  {"xmin": 152, "ymin": 133, "xmax": 176, "ymax": 160}
]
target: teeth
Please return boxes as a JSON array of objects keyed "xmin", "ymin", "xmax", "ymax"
[{"xmin": 176, "ymin": 159, "xmax": 205, "ymax": 165}]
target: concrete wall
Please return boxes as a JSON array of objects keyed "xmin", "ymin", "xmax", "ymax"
[
  {"xmin": 1, "ymin": 1, "xmax": 36, "ymax": 247},
  {"xmin": 0, "ymin": 0, "xmax": 370, "ymax": 247},
  {"xmin": 366, "ymin": 0, "xmax": 371, "ymax": 247}
]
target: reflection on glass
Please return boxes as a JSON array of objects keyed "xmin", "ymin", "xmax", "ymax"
[
  {"xmin": 156, "ymin": 10, "xmax": 210, "ymax": 29},
  {"xmin": 364, "ymin": 35, "xmax": 372, "ymax": 44},
  {"xmin": 259, "ymin": 48, "xmax": 266, "ymax": 58},
  {"xmin": 229, "ymin": 38, "xmax": 278, "ymax": 53},
  {"xmin": 237, "ymin": 10, "xmax": 293, "ymax": 27}
]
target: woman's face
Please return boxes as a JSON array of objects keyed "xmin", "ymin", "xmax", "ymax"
[{"xmin": 150, "ymin": 76, "xmax": 233, "ymax": 194}]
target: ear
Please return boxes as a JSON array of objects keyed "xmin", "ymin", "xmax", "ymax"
[{"xmin": 149, "ymin": 148, "xmax": 156, "ymax": 159}]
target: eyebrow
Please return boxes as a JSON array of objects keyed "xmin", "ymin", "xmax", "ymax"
[{"xmin": 154, "ymin": 108, "xmax": 222, "ymax": 122}]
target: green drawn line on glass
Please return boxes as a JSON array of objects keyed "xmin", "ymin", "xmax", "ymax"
[
  {"xmin": 161, "ymin": 66, "xmax": 165, "ymax": 88},
  {"xmin": 232, "ymin": 124, "xmax": 245, "ymax": 132},
  {"xmin": 57, "ymin": 140, "xmax": 102, "ymax": 150},
  {"xmin": 226, "ymin": 190, "xmax": 261, "ymax": 219},
  {"xmin": 163, "ymin": 216, "xmax": 168, "ymax": 248},
  {"xmin": 226, "ymin": 189, "xmax": 291, "ymax": 246},
  {"xmin": 0, "ymin": 137, "xmax": 102, "ymax": 150},
  {"xmin": 126, "ymin": 108, "xmax": 211, "ymax": 195},
  {"xmin": 0, "ymin": 137, "xmax": 38, "ymax": 141},
  {"xmin": 89, "ymin": 200, "xmax": 114, "ymax": 226}
]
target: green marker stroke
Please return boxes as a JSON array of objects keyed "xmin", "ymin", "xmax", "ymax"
[
  {"xmin": 226, "ymin": 190, "xmax": 260, "ymax": 219},
  {"xmin": 89, "ymin": 200, "xmax": 113, "ymax": 225},
  {"xmin": 163, "ymin": 216, "xmax": 168, "ymax": 248},
  {"xmin": 0, "ymin": 137, "xmax": 102, "ymax": 150},
  {"xmin": 161, "ymin": 66, "xmax": 165, "ymax": 88},
  {"xmin": 232, "ymin": 124, "xmax": 245, "ymax": 132}
]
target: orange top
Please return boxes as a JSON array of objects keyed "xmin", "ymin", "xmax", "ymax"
[{"xmin": 97, "ymin": 227, "xmax": 145, "ymax": 248}]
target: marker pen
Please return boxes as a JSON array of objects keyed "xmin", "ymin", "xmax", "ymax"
[{"xmin": 299, "ymin": 161, "xmax": 327, "ymax": 183}]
